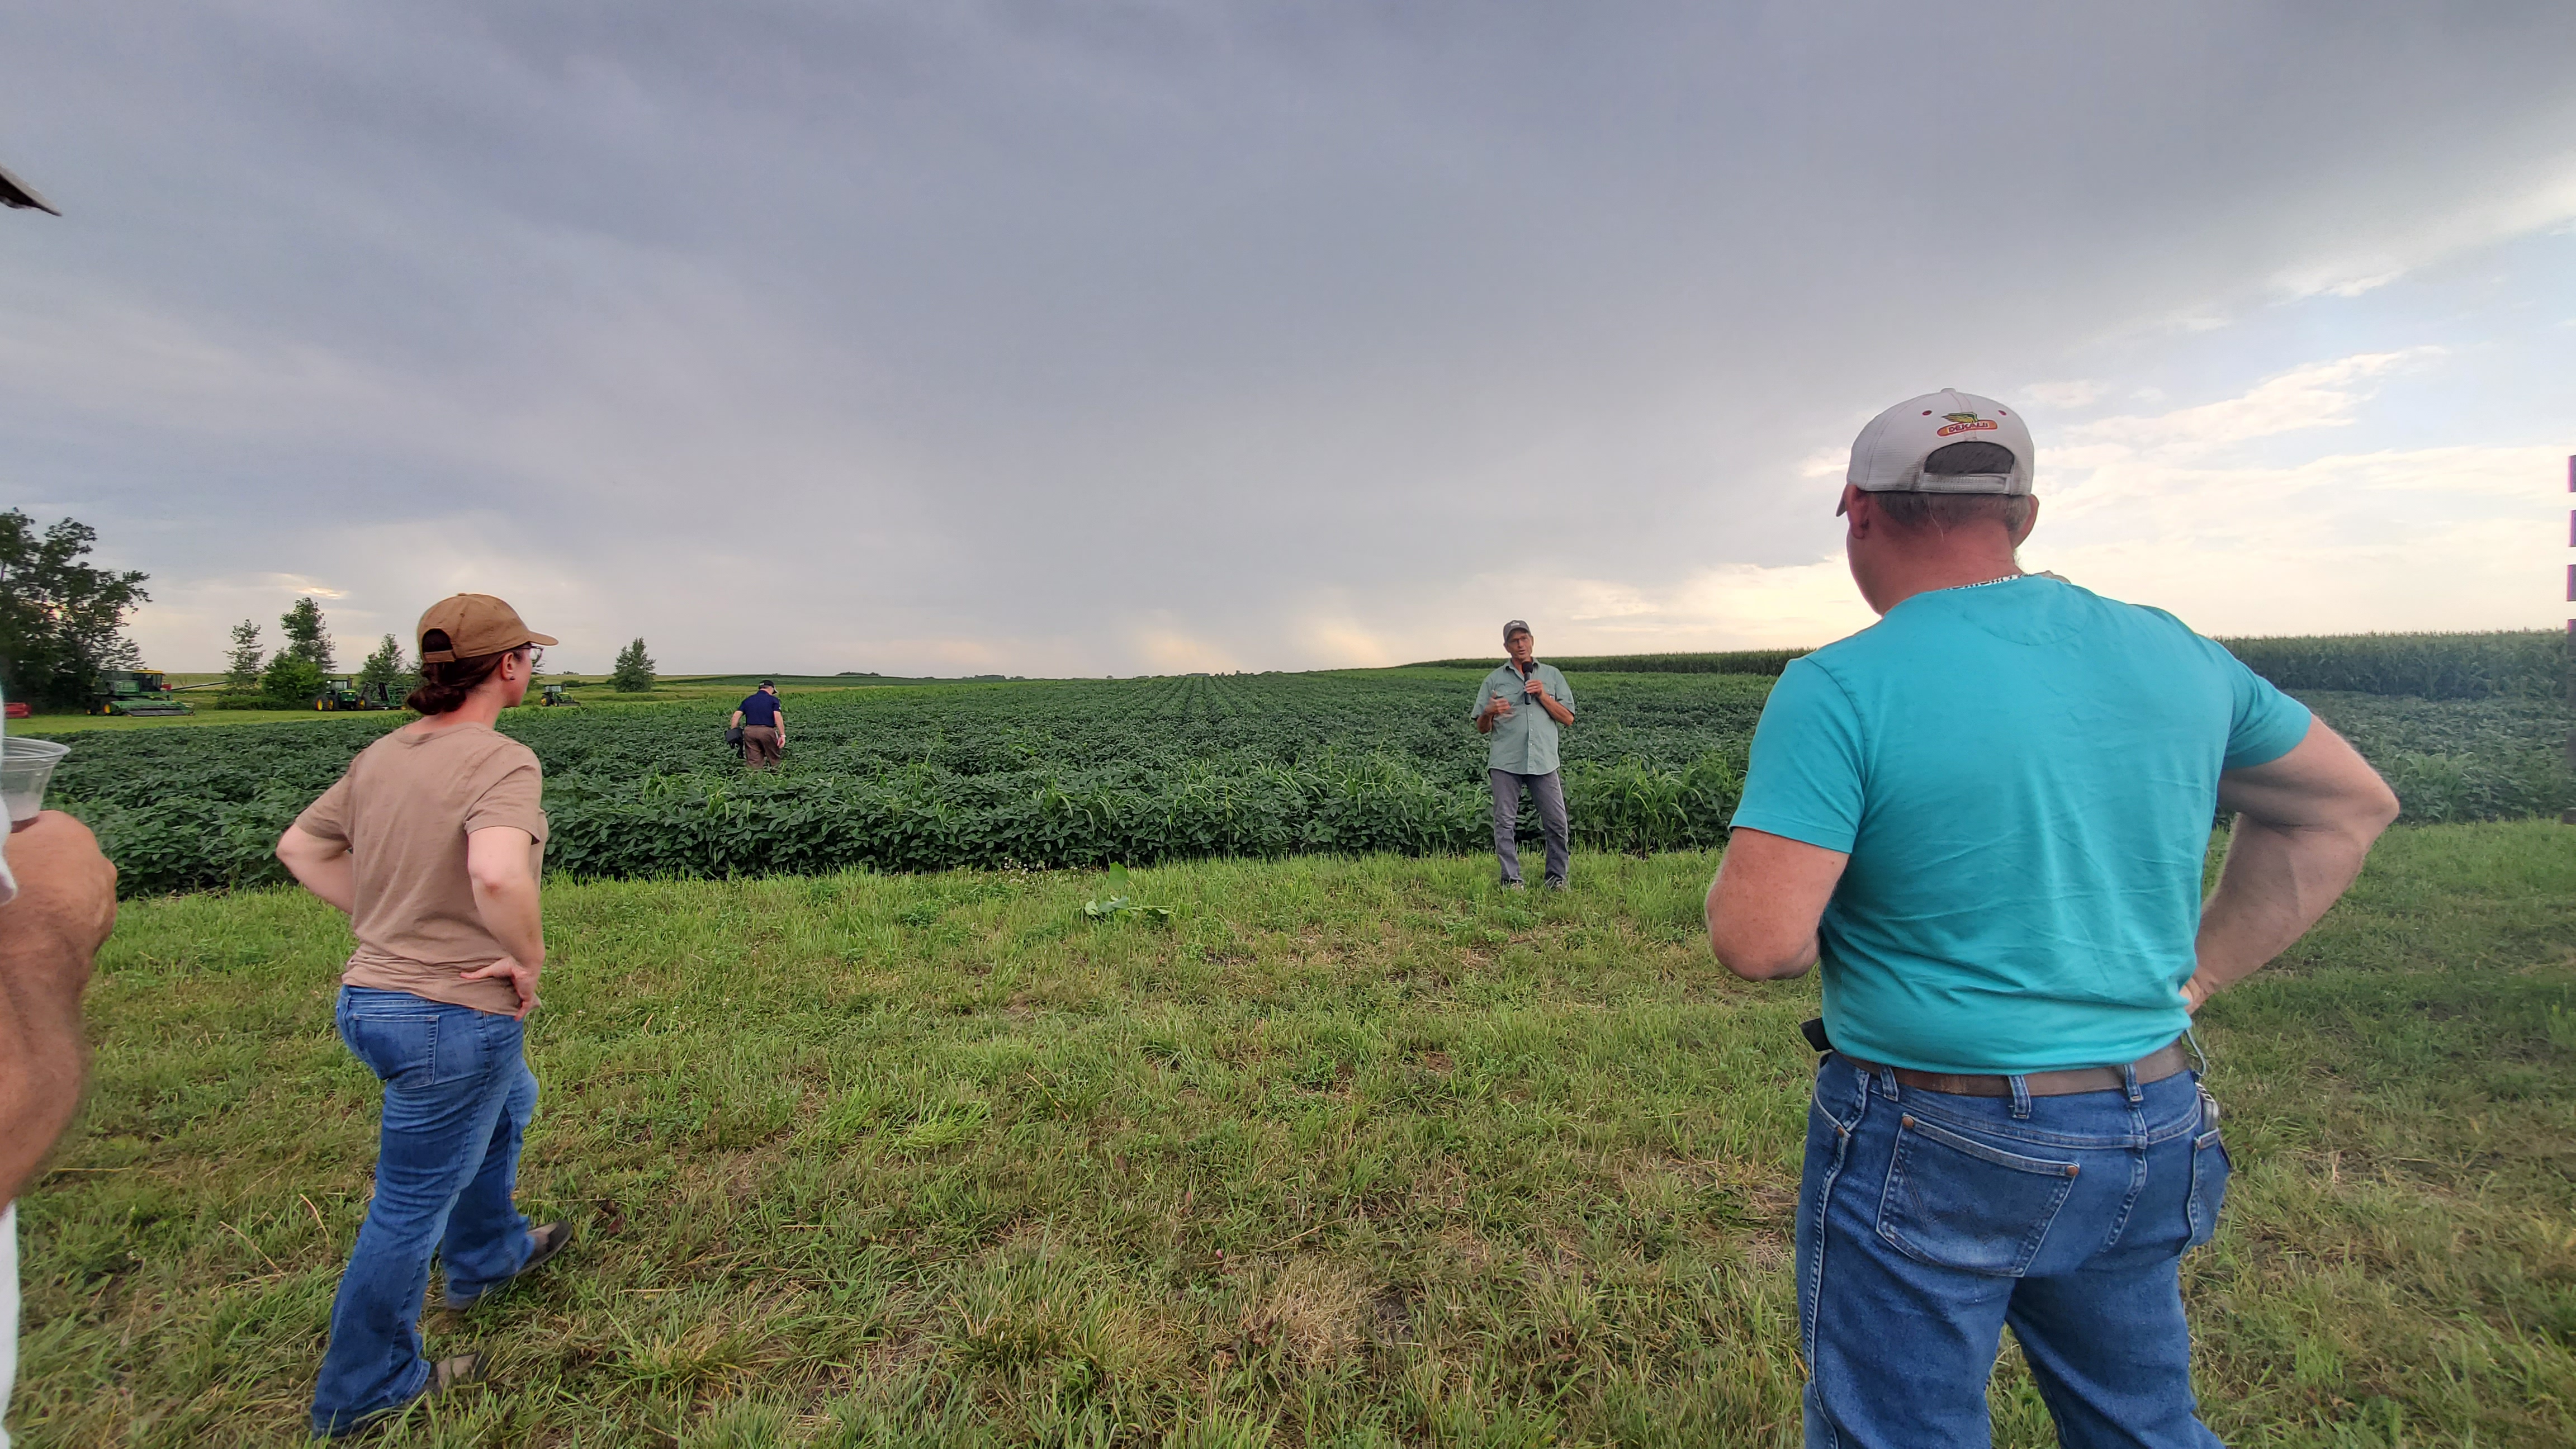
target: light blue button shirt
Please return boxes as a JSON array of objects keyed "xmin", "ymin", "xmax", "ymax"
[{"xmin": 1469, "ymin": 662, "xmax": 1574, "ymax": 775}]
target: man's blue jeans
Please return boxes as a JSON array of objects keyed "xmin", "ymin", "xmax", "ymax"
[
  {"xmin": 1797, "ymin": 1053, "xmax": 2230, "ymax": 1448},
  {"xmin": 312, "ymin": 988, "xmax": 538, "ymax": 1436}
]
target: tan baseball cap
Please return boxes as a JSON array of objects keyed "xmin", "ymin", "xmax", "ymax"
[{"xmin": 416, "ymin": 594, "xmax": 558, "ymax": 662}]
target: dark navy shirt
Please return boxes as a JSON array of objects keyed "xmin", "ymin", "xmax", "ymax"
[{"xmin": 737, "ymin": 692, "xmax": 783, "ymax": 727}]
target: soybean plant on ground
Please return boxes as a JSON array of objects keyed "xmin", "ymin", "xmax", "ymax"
[
  {"xmin": 16, "ymin": 823, "xmax": 2575, "ymax": 1446},
  {"xmin": 31, "ymin": 665, "xmax": 2575, "ymax": 897}
]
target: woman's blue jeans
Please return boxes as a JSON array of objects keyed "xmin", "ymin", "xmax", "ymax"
[
  {"xmin": 1797, "ymin": 1053, "xmax": 2230, "ymax": 1448},
  {"xmin": 311, "ymin": 987, "xmax": 538, "ymax": 1436}
]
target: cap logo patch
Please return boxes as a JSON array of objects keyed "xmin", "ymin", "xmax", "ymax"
[{"xmin": 1935, "ymin": 411, "xmax": 1999, "ymax": 437}]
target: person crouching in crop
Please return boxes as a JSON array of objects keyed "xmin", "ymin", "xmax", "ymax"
[
  {"xmin": 277, "ymin": 594, "xmax": 575, "ymax": 1438},
  {"xmin": 731, "ymin": 680, "xmax": 787, "ymax": 770}
]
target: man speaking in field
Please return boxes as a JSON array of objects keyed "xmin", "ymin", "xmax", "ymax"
[
  {"xmin": 1470, "ymin": 621, "xmax": 1575, "ymax": 889},
  {"xmin": 1704, "ymin": 389, "xmax": 2398, "ymax": 1446}
]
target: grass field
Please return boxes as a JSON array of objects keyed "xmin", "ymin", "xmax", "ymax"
[{"xmin": 13, "ymin": 822, "xmax": 2574, "ymax": 1446}]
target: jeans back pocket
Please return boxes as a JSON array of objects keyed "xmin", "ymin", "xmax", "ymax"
[
  {"xmin": 1878, "ymin": 1112, "xmax": 2081, "ymax": 1276},
  {"xmin": 339, "ymin": 1011, "xmax": 443, "ymax": 1092}
]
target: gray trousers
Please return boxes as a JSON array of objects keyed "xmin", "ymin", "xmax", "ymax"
[{"xmin": 1489, "ymin": 768, "xmax": 1570, "ymax": 885}]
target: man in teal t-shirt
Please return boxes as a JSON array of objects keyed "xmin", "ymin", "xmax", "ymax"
[
  {"xmin": 1737, "ymin": 573, "xmax": 2312, "ymax": 1073},
  {"xmin": 1706, "ymin": 389, "xmax": 2398, "ymax": 1447}
]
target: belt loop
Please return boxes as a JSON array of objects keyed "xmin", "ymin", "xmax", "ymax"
[
  {"xmin": 1876, "ymin": 1063, "xmax": 1900, "ymax": 1101},
  {"xmin": 2122, "ymin": 1060, "xmax": 2143, "ymax": 1103},
  {"xmin": 2006, "ymin": 1073, "xmax": 2032, "ymax": 1120}
]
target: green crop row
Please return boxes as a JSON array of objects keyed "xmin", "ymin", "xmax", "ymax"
[
  {"xmin": 67, "ymin": 752, "xmax": 1747, "ymax": 897},
  {"xmin": 1408, "ymin": 648, "xmax": 1811, "ymax": 675},
  {"xmin": 30, "ymin": 668, "xmax": 2570, "ymax": 897},
  {"xmin": 2214, "ymin": 630, "xmax": 2569, "ymax": 701},
  {"xmin": 1416, "ymin": 631, "xmax": 2568, "ymax": 699}
]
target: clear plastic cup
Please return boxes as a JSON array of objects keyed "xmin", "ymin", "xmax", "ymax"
[{"xmin": 2, "ymin": 736, "xmax": 69, "ymax": 832}]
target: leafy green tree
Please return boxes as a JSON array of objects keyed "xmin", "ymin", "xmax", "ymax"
[
  {"xmin": 259, "ymin": 655, "xmax": 325, "ymax": 708},
  {"xmin": 0, "ymin": 509, "xmax": 151, "ymax": 709},
  {"xmin": 609, "ymin": 638, "xmax": 656, "ymax": 694},
  {"xmin": 224, "ymin": 619, "xmax": 265, "ymax": 693},
  {"xmin": 357, "ymin": 633, "xmax": 413, "ymax": 703},
  {"xmin": 280, "ymin": 596, "xmax": 334, "ymax": 671}
]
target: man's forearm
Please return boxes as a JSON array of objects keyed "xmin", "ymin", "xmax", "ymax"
[
  {"xmin": 0, "ymin": 932, "xmax": 93, "ymax": 1205},
  {"xmin": 0, "ymin": 812, "xmax": 117, "ymax": 1204},
  {"xmin": 0, "ymin": 1022, "xmax": 87, "ymax": 1206},
  {"xmin": 2190, "ymin": 815, "xmax": 2377, "ymax": 1005}
]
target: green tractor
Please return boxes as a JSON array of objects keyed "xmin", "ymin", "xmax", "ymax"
[
  {"xmin": 313, "ymin": 677, "xmax": 399, "ymax": 711},
  {"xmin": 539, "ymin": 683, "xmax": 578, "ymax": 707},
  {"xmin": 88, "ymin": 669, "xmax": 195, "ymax": 717}
]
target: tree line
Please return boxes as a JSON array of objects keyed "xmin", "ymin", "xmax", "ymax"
[
  {"xmin": 2, "ymin": 509, "xmax": 150, "ymax": 709},
  {"xmin": 6, "ymin": 508, "xmax": 668, "ymax": 711},
  {"xmin": 222, "ymin": 598, "xmax": 417, "ymax": 708}
]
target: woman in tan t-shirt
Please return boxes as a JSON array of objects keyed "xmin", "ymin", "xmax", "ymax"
[{"xmin": 278, "ymin": 595, "xmax": 575, "ymax": 1438}]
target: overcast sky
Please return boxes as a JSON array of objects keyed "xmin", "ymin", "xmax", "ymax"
[{"xmin": 5, "ymin": 2, "xmax": 2573, "ymax": 676}]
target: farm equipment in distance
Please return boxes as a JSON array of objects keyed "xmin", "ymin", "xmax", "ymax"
[
  {"xmin": 314, "ymin": 678, "xmax": 401, "ymax": 711},
  {"xmin": 88, "ymin": 669, "xmax": 195, "ymax": 717},
  {"xmin": 540, "ymin": 683, "xmax": 579, "ymax": 707}
]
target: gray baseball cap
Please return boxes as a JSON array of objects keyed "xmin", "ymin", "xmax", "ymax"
[
  {"xmin": 1502, "ymin": 619, "xmax": 1532, "ymax": 641},
  {"xmin": 1839, "ymin": 389, "xmax": 2035, "ymax": 514}
]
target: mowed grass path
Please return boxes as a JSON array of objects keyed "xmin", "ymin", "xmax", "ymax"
[{"xmin": 16, "ymin": 825, "xmax": 2575, "ymax": 1447}]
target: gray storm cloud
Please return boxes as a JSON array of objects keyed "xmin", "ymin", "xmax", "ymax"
[{"xmin": 3, "ymin": 2, "xmax": 2573, "ymax": 673}]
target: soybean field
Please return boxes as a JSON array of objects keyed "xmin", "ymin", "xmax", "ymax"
[
  {"xmin": 34, "ymin": 666, "xmax": 2574, "ymax": 897},
  {"xmin": 47, "ymin": 671, "xmax": 1760, "ymax": 896}
]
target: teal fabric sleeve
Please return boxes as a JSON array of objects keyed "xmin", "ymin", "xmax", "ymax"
[
  {"xmin": 2220, "ymin": 653, "xmax": 2313, "ymax": 770},
  {"xmin": 1727, "ymin": 658, "xmax": 1864, "ymax": 854}
]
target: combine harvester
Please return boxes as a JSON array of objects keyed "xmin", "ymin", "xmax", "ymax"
[{"xmin": 88, "ymin": 669, "xmax": 194, "ymax": 717}]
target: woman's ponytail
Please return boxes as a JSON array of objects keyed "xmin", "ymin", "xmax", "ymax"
[{"xmin": 404, "ymin": 630, "xmax": 512, "ymax": 714}]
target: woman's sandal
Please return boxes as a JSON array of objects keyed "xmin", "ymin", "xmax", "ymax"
[
  {"xmin": 330, "ymin": 1355, "xmax": 484, "ymax": 1438},
  {"xmin": 430, "ymin": 1353, "xmax": 485, "ymax": 1394},
  {"xmin": 443, "ymin": 1220, "xmax": 575, "ymax": 1311}
]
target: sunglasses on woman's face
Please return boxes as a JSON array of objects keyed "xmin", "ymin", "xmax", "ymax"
[{"xmin": 519, "ymin": 646, "xmax": 544, "ymax": 670}]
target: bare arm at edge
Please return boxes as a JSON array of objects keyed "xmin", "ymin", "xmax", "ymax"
[
  {"xmin": 277, "ymin": 824, "xmax": 357, "ymax": 915},
  {"xmin": 458, "ymin": 826, "xmax": 546, "ymax": 1019},
  {"xmin": 2187, "ymin": 718, "xmax": 2399, "ymax": 1010},
  {"xmin": 1705, "ymin": 827, "xmax": 1850, "ymax": 981},
  {"xmin": 0, "ymin": 812, "xmax": 118, "ymax": 1206}
]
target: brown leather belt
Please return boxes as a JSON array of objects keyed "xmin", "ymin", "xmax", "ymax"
[{"xmin": 1836, "ymin": 1038, "xmax": 2193, "ymax": 1098}]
